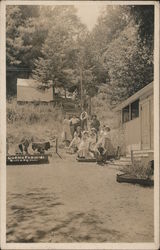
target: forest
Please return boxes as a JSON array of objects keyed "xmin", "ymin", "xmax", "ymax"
[{"xmin": 6, "ymin": 4, "xmax": 154, "ymax": 105}]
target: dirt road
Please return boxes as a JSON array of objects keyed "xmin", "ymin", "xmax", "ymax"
[{"xmin": 7, "ymin": 151, "xmax": 154, "ymax": 243}]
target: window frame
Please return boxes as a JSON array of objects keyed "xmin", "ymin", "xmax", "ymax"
[
  {"xmin": 131, "ymin": 99, "xmax": 139, "ymax": 120},
  {"xmin": 122, "ymin": 105, "xmax": 130, "ymax": 123},
  {"xmin": 122, "ymin": 99, "xmax": 139, "ymax": 123}
]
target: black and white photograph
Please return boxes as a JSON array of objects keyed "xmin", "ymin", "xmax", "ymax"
[{"xmin": 0, "ymin": 0, "xmax": 159, "ymax": 249}]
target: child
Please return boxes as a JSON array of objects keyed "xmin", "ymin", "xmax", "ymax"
[
  {"xmin": 95, "ymin": 126, "xmax": 111, "ymax": 164},
  {"xmin": 96, "ymin": 143, "xmax": 107, "ymax": 165},
  {"xmin": 99, "ymin": 125, "xmax": 106, "ymax": 137},
  {"xmin": 74, "ymin": 126, "xmax": 82, "ymax": 139},
  {"xmin": 77, "ymin": 131, "xmax": 90, "ymax": 158},
  {"xmin": 67, "ymin": 132, "xmax": 81, "ymax": 154},
  {"xmin": 98, "ymin": 125, "xmax": 111, "ymax": 145}
]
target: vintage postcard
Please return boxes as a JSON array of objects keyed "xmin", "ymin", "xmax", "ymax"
[{"xmin": 0, "ymin": 0, "xmax": 159, "ymax": 249}]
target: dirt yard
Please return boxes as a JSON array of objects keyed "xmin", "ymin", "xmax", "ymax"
[{"xmin": 7, "ymin": 150, "xmax": 154, "ymax": 243}]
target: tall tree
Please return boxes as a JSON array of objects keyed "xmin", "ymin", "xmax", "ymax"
[
  {"xmin": 91, "ymin": 5, "xmax": 154, "ymax": 105},
  {"xmin": 32, "ymin": 6, "xmax": 87, "ymax": 93},
  {"xmin": 91, "ymin": 5, "xmax": 130, "ymax": 56},
  {"xmin": 130, "ymin": 5, "xmax": 154, "ymax": 51},
  {"xmin": 105, "ymin": 23, "xmax": 153, "ymax": 104},
  {"xmin": 6, "ymin": 5, "xmax": 47, "ymax": 69},
  {"xmin": 6, "ymin": 6, "xmax": 24, "ymax": 66}
]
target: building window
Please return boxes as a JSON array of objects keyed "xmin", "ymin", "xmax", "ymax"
[
  {"xmin": 131, "ymin": 99, "xmax": 139, "ymax": 120},
  {"xmin": 122, "ymin": 105, "xmax": 129, "ymax": 123},
  {"xmin": 122, "ymin": 99, "xmax": 139, "ymax": 123}
]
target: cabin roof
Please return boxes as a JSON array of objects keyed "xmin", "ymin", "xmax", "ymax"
[
  {"xmin": 114, "ymin": 82, "xmax": 153, "ymax": 111},
  {"xmin": 17, "ymin": 78, "xmax": 39, "ymax": 88},
  {"xmin": 7, "ymin": 67, "xmax": 31, "ymax": 72}
]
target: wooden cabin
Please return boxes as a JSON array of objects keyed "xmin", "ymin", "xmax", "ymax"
[
  {"xmin": 17, "ymin": 78, "xmax": 53, "ymax": 103},
  {"xmin": 115, "ymin": 82, "xmax": 153, "ymax": 159}
]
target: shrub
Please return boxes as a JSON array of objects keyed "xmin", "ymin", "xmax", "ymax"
[{"xmin": 122, "ymin": 158, "xmax": 153, "ymax": 179}]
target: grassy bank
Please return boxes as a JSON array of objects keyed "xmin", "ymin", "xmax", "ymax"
[{"xmin": 7, "ymin": 99, "xmax": 63, "ymax": 151}]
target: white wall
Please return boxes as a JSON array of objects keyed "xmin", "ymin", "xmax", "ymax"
[{"xmin": 17, "ymin": 86, "xmax": 53, "ymax": 102}]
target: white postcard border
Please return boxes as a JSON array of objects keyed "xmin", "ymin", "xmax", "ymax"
[{"xmin": 0, "ymin": 1, "xmax": 159, "ymax": 250}]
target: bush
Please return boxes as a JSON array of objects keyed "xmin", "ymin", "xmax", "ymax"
[{"xmin": 122, "ymin": 158, "xmax": 153, "ymax": 179}]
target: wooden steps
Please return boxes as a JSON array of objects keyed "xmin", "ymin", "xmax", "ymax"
[
  {"xmin": 61, "ymin": 99, "xmax": 81, "ymax": 116},
  {"xmin": 126, "ymin": 150, "xmax": 153, "ymax": 158},
  {"xmin": 109, "ymin": 149, "xmax": 153, "ymax": 167},
  {"xmin": 109, "ymin": 160, "xmax": 132, "ymax": 167}
]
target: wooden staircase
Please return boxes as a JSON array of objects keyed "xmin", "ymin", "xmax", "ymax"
[{"xmin": 61, "ymin": 99, "xmax": 81, "ymax": 116}]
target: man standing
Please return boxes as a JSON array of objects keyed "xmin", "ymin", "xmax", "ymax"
[
  {"xmin": 90, "ymin": 115, "xmax": 100, "ymax": 132},
  {"xmin": 70, "ymin": 114, "xmax": 80, "ymax": 138}
]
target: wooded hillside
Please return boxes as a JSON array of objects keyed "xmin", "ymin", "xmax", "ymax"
[{"xmin": 6, "ymin": 5, "xmax": 154, "ymax": 105}]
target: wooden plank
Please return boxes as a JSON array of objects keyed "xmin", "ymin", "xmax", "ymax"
[
  {"xmin": 150, "ymin": 98, "xmax": 154, "ymax": 149},
  {"xmin": 141, "ymin": 100, "xmax": 150, "ymax": 150}
]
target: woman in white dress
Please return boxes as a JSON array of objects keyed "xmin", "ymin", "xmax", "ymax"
[{"xmin": 88, "ymin": 128, "xmax": 97, "ymax": 158}]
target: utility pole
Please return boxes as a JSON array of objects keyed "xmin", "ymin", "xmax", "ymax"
[
  {"xmin": 77, "ymin": 37, "xmax": 84, "ymax": 111},
  {"xmin": 80, "ymin": 65, "xmax": 83, "ymax": 110},
  {"xmin": 89, "ymin": 95, "xmax": 91, "ymax": 115}
]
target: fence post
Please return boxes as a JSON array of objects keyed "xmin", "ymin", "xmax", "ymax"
[
  {"xmin": 56, "ymin": 138, "xmax": 58, "ymax": 154},
  {"xmin": 131, "ymin": 150, "xmax": 133, "ymax": 163}
]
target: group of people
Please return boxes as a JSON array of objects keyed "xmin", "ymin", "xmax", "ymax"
[{"xmin": 62, "ymin": 109, "xmax": 114, "ymax": 164}]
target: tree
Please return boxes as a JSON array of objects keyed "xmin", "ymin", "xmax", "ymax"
[
  {"xmin": 91, "ymin": 5, "xmax": 131, "ymax": 56},
  {"xmin": 6, "ymin": 5, "xmax": 47, "ymax": 69},
  {"xmin": 6, "ymin": 6, "xmax": 24, "ymax": 66},
  {"xmin": 90, "ymin": 5, "xmax": 154, "ymax": 105},
  {"xmin": 105, "ymin": 23, "xmax": 153, "ymax": 104},
  {"xmin": 70, "ymin": 33, "xmax": 103, "ymax": 112},
  {"xmin": 7, "ymin": 4, "xmax": 154, "ymax": 104},
  {"xmin": 32, "ymin": 6, "xmax": 87, "ymax": 95},
  {"xmin": 129, "ymin": 5, "xmax": 154, "ymax": 51}
]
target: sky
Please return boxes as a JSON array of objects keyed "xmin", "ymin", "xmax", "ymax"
[{"xmin": 75, "ymin": 4, "xmax": 103, "ymax": 30}]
